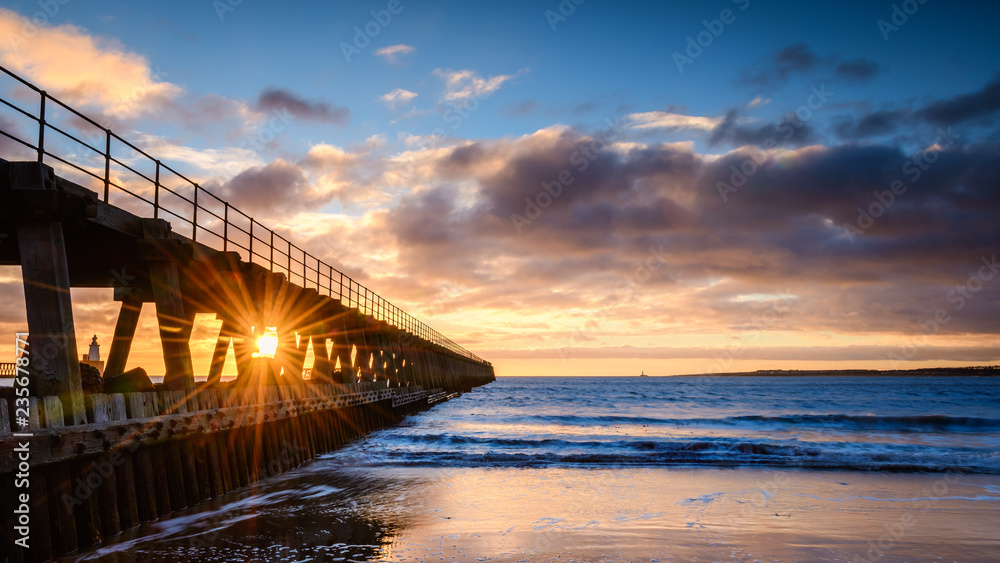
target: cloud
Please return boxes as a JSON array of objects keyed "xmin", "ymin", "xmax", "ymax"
[
  {"xmin": 835, "ymin": 58, "xmax": 881, "ymax": 81},
  {"xmin": 219, "ymin": 159, "xmax": 321, "ymax": 214},
  {"xmin": 325, "ymin": 124, "xmax": 1000, "ymax": 345},
  {"xmin": 626, "ymin": 111, "xmax": 722, "ymax": 131},
  {"xmin": 739, "ymin": 43, "xmax": 881, "ymax": 87},
  {"xmin": 915, "ymin": 75, "xmax": 1000, "ymax": 125},
  {"xmin": 380, "ymin": 88, "xmax": 418, "ymax": 108},
  {"xmin": 747, "ymin": 96, "xmax": 770, "ymax": 108},
  {"xmin": 433, "ymin": 68, "xmax": 526, "ymax": 102},
  {"xmin": 833, "ymin": 109, "xmax": 907, "ymax": 139},
  {"xmin": 0, "ymin": 114, "xmax": 33, "ymax": 159},
  {"xmin": 0, "ymin": 8, "xmax": 181, "ymax": 118},
  {"xmin": 479, "ymin": 345, "xmax": 1000, "ymax": 362},
  {"xmin": 375, "ymin": 44, "xmax": 415, "ymax": 63},
  {"xmin": 835, "ymin": 76, "xmax": 1000, "ymax": 140},
  {"xmin": 504, "ymin": 100, "xmax": 539, "ymax": 117},
  {"xmin": 739, "ymin": 43, "xmax": 818, "ymax": 86},
  {"xmin": 131, "ymin": 133, "xmax": 263, "ymax": 179},
  {"xmin": 254, "ymin": 88, "xmax": 349, "ymax": 124},
  {"xmin": 3, "ymin": 116, "xmax": 999, "ymax": 363},
  {"xmin": 707, "ymin": 110, "xmax": 817, "ymax": 147}
]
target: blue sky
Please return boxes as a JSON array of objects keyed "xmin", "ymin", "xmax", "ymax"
[
  {"xmin": 1, "ymin": 1, "xmax": 999, "ymax": 376},
  {"xmin": 5, "ymin": 0, "xmax": 996, "ymax": 151}
]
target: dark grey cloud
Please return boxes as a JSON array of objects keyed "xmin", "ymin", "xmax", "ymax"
[
  {"xmin": 835, "ymin": 58, "xmax": 881, "ymax": 81},
  {"xmin": 739, "ymin": 43, "xmax": 881, "ymax": 87},
  {"xmin": 739, "ymin": 43, "xmax": 818, "ymax": 86},
  {"xmin": 374, "ymin": 126, "xmax": 1000, "ymax": 336},
  {"xmin": 915, "ymin": 75, "xmax": 1000, "ymax": 125},
  {"xmin": 708, "ymin": 109, "xmax": 817, "ymax": 148},
  {"xmin": 254, "ymin": 88, "xmax": 349, "ymax": 125},
  {"xmin": 220, "ymin": 159, "xmax": 318, "ymax": 214},
  {"xmin": 503, "ymin": 100, "xmax": 539, "ymax": 117},
  {"xmin": 835, "ymin": 76, "xmax": 1000, "ymax": 140},
  {"xmin": 833, "ymin": 109, "xmax": 906, "ymax": 139}
]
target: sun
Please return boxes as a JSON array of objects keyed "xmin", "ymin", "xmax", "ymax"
[{"xmin": 252, "ymin": 327, "xmax": 279, "ymax": 359}]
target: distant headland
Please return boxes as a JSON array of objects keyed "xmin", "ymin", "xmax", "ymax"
[{"xmin": 686, "ymin": 365, "xmax": 1000, "ymax": 377}]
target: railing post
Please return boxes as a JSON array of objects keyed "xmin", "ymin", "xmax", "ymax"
[
  {"xmin": 104, "ymin": 129, "xmax": 111, "ymax": 202},
  {"xmin": 269, "ymin": 230, "xmax": 274, "ymax": 271},
  {"xmin": 154, "ymin": 160, "xmax": 160, "ymax": 219},
  {"xmin": 249, "ymin": 219, "xmax": 254, "ymax": 261},
  {"xmin": 192, "ymin": 184, "xmax": 199, "ymax": 241},
  {"xmin": 223, "ymin": 203, "xmax": 229, "ymax": 251},
  {"xmin": 36, "ymin": 90, "xmax": 46, "ymax": 163}
]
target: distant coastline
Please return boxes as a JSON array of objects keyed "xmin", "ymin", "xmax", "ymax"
[{"xmin": 683, "ymin": 365, "xmax": 1000, "ymax": 377}]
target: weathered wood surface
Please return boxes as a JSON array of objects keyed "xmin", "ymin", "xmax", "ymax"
[{"xmin": 0, "ymin": 386, "xmax": 430, "ymax": 472}]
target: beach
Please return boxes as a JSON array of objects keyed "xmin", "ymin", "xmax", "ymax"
[{"xmin": 67, "ymin": 376, "xmax": 1000, "ymax": 562}]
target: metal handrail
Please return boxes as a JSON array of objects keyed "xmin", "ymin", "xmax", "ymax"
[{"xmin": 0, "ymin": 65, "xmax": 488, "ymax": 364}]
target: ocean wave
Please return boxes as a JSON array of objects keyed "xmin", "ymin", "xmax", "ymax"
[
  {"xmin": 524, "ymin": 413, "xmax": 1000, "ymax": 432},
  {"xmin": 350, "ymin": 447, "xmax": 998, "ymax": 474},
  {"xmin": 349, "ymin": 435, "xmax": 1000, "ymax": 474}
]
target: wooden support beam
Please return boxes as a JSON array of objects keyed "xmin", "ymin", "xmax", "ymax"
[
  {"xmin": 333, "ymin": 314, "xmax": 355, "ymax": 383},
  {"xmin": 12, "ymin": 162, "xmax": 87, "ymax": 425},
  {"xmin": 104, "ymin": 299, "xmax": 142, "ymax": 379},
  {"xmin": 310, "ymin": 331, "xmax": 333, "ymax": 383},
  {"xmin": 208, "ymin": 319, "xmax": 239, "ymax": 385},
  {"xmin": 141, "ymin": 219, "xmax": 195, "ymax": 393}
]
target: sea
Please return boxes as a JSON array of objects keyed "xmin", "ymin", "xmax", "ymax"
[{"xmin": 69, "ymin": 376, "xmax": 1000, "ymax": 562}]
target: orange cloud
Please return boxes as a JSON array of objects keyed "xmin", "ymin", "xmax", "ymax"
[{"xmin": 0, "ymin": 8, "xmax": 181, "ymax": 118}]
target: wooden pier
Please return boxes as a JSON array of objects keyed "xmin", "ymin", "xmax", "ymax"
[{"xmin": 0, "ymin": 66, "xmax": 494, "ymax": 562}]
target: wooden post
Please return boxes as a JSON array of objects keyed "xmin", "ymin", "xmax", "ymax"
[
  {"xmin": 12, "ymin": 162, "xmax": 87, "ymax": 425},
  {"xmin": 141, "ymin": 218, "xmax": 196, "ymax": 393},
  {"xmin": 86, "ymin": 394, "xmax": 127, "ymax": 539},
  {"xmin": 333, "ymin": 317, "xmax": 355, "ymax": 384},
  {"xmin": 125, "ymin": 392, "xmax": 160, "ymax": 521},
  {"xmin": 4, "ymin": 396, "xmax": 53, "ymax": 562},
  {"xmin": 310, "ymin": 331, "xmax": 333, "ymax": 383},
  {"xmin": 40, "ymin": 397, "xmax": 78, "ymax": 555},
  {"xmin": 208, "ymin": 318, "xmax": 240, "ymax": 385},
  {"xmin": 104, "ymin": 299, "xmax": 142, "ymax": 378}
]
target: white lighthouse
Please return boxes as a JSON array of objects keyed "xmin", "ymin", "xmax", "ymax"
[{"xmin": 82, "ymin": 334, "xmax": 105, "ymax": 373}]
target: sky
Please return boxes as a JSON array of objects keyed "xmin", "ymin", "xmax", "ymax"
[{"xmin": 0, "ymin": 0, "xmax": 998, "ymax": 377}]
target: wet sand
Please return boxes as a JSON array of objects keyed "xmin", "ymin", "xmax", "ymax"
[{"xmin": 69, "ymin": 463, "xmax": 1000, "ymax": 562}]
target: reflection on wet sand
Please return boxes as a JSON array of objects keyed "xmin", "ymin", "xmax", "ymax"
[
  {"xmin": 64, "ymin": 463, "xmax": 410, "ymax": 562},
  {"xmin": 68, "ymin": 459, "xmax": 1000, "ymax": 562}
]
